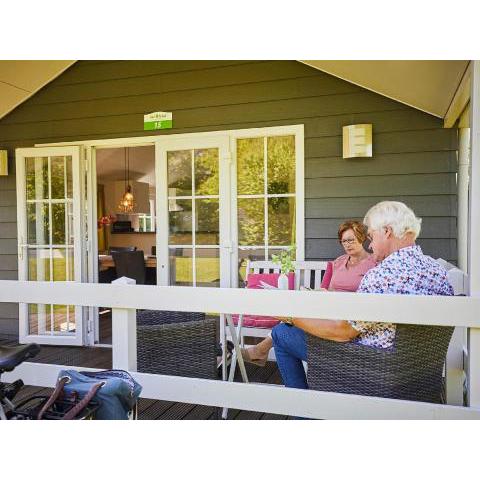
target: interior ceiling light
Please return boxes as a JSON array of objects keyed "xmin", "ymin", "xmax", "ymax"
[{"xmin": 118, "ymin": 147, "xmax": 135, "ymax": 213}]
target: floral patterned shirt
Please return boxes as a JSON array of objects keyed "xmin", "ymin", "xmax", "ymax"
[{"xmin": 349, "ymin": 245, "xmax": 454, "ymax": 349}]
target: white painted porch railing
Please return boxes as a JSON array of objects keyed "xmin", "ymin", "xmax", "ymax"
[{"xmin": 1, "ymin": 279, "xmax": 480, "ymax": 419}]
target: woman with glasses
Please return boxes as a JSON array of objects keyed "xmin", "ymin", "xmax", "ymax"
[
  {"xmin": 241, "ymin": 220, "xmax": 376, "ymax": 366},
  {"xmin": 325, "ymin": 220, "xmax": 376, "ymax": 292}
]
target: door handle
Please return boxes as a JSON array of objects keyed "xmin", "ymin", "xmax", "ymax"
[{"xmin": 18, "ymin": 243, "xmax": 26, "ymax": 261}]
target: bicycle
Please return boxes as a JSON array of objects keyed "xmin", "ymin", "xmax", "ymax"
[
  {"xmin": 1, "ymin": 343, "xmax": 101, "ymax": 420},
  {"xmin": 0, "ymin": 342, "xmax": 41, "ymax": 420},
  {"xmin": 1, "ymin": 343, "xmax": 140, "ymax": 420}
]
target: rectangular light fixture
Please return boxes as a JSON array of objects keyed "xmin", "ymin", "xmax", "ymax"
[
  {"xmin": 343, "ymin": 124, "xmax": 373, "ymax": 158},
  {"xmin": 0, "ymin": 150, "xmax": 8, "ymax": 175}
]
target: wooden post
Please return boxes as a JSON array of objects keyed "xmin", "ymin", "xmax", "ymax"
[
  {"xmin": 111, "ymin": 277, "xmax": 137, "ymax": 371},
  {"xmin": 467, "ymin": 60, "xmax": 480, "ymax": 407}
]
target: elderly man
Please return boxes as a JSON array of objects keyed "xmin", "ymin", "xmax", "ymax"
[{"xmin": 272, "ymin": 200, "xmax": 454, "ymax": 389}]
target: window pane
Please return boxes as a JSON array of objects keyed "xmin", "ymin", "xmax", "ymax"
[
  {"xmin": 50, "ymin": 156, "xmax": 65, "ymax": 199},
  {"xmin": 66, "ymin": 156, "xmax": 73, "ymax": 199},
  {"xmin": 28, "ymin": 303, "xmax": 50, "ymax": 335},
  {"xmin": 53, "ymin": 304, "xmax": 74, "ymax": 333},
  {"xmin": 196, "ymin": 199, "xmax": 219, "ymax": 245},
  {"xmin": 238, "ymin": 198, "xmax": 264, "ymax": 246},
  {"xmin": 268, "ymin": 197, "xmax": 295, "ymax": 246},
  {"xmin": 237, "ymin": 138, "xmax": 264, "ymax": 195},
  {"xmin": 267, "ymin": 135, "xmax": 295, "ymax": 194},
  {"xmin": 237, "ymin": 248, "xmax": 266, "ymax": 287},
  {"xmin": 27, "ymin": 202, "xmax": 49, "ymax": 245},
  {"xmin": 268, "ymin": 248, "xmax": 296, "ymax": 261},
  {"xmin": 194, "ymin": 148, "xmax": 219, "ymax": 195},
  {"xmin": 67, "ymin": 202, "xmax": 74, "ymax": 245},
  {"xmin": 52, "ymin": 248, "xmax": 68, "ymax": 281},
  {"xmin": 195, "ymin": 249, "xmax": 220, "ymax": 287},
  {"xmin": 169, "ymin": 199, "xmax": 192, "ymax": 244},
  {"xmin": 169, "ymin": 248, "xmax": 193, "ymax": 286},
  {"xmin": 52, "ymin": 203, "xmax": 66, "ymax": 244},
  {"xmin": 168, "ymin": 150, "xmax": 192, "ymax": 196},
  {"xmin": 26, "ymin": 157, "xmax": 49, "ymax": 200},
  {"xmin": 28, "ymin": 249, "xmax": 51, "ymax": 281},
  {"xmin": 67, "ymin": 248, "xmax": 75, "ymax": 281}
]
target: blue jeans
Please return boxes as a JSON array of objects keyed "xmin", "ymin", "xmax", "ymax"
[{"xmin": 271, "ymin": 323, "xmax": 308, "ymax": 389}]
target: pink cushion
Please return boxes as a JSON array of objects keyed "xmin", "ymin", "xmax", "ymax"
[
  {"xmin": 233, "ymin": 272, "xmax": 295, "ymax": 328},
  {"xmin": 232, "ymin": 314, "xmax": 280, "ymax": 328},
  {"xmin": 246, "ymin": 272, "xmax": 295, "ymax": 290},
  {"xmin": 320, "ymin": 261, "xmax": 334, "ymax": 289}
]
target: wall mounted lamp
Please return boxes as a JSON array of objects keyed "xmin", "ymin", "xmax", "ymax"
[
  {"xmin": 0, "ymin": 150, "xmax": 8, "ymax": 175},
  {"xmin": 342, "ymin": 124, "xmax": 373, "ymax": 158}
]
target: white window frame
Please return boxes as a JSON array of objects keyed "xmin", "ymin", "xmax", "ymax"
[
  {"xmin": 229, "ymin": 126, "xmax": 304, "ymax": 287},
  {"xmin": 15, "ymin": 145, "xmax": 85, "ymax": 346},
  {"xmin": 155, "ymin": 134, "xmax": 231, "ymax": 287}
]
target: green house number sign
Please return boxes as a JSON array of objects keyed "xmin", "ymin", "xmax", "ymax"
[{"xmin": 144, "ymin": 111, "xmax": 173, "ymax": 130}]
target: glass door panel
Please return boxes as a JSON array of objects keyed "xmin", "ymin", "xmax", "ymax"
[
  {"xmin": 236, "ymin": 134, "xmax": 297, "ymax": 286},
  {"xmin": 17, "ymin": 147, "xmax": 84, "ymax": 345},
  {"xmin": 157, "ymin": 137, "xmax": 230, "ymax": 288}
]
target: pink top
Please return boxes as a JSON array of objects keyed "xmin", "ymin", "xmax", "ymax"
[{"xmin": 328, "ymin": 254, "xmax": 377, "ymax": 292}]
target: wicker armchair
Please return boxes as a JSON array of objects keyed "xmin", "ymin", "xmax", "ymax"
[
  {"xmin": 136, "ymin": 310, "xmax": 218, "ymax": 380},
  {"xmin": 306, "ymin": 324, "xmax": 454, "ymax": 403}
]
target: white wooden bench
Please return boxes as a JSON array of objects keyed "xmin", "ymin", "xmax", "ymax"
[{"xmin": 233, "ymin": 260, "xmax": 329, "ymax": 343}]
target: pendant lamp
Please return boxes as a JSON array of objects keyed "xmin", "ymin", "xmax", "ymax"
[{"xmin": 118, "ymin": 147, "xmax": 135, "ymax": 212}]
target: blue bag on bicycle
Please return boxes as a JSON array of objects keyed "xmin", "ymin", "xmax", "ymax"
[{"xmin": 57, "ymin": 369, "xmax": 142, "ymax": 420}]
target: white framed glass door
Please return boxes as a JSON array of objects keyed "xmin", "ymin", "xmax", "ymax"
[
  {"xmin": 232, "ymin": 130, "xmax": 304, "ymax": 287},
  {"xmin": 156, "ymin": 136, "xmax": 231, "ymax": 288},
  {"xmin": 16, "ymin": 146, "xmax": 85, "ymax": 345}
]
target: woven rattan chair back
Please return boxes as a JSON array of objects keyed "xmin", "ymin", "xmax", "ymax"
[
  {"xmin": 109, "ymin": 246, "xmax": 137, "ymax": 253},
  {"xmin": 136, "ymin": 310, "xmax": 218, "ymax": 380},
  {"xmin": 306, "ymin": 324, "xmax": 454, "ymax": 403}
]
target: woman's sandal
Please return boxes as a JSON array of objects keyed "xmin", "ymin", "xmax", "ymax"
[{"xmin": 240, "ymin": 347, "xmax": 268, "ymax": 367}]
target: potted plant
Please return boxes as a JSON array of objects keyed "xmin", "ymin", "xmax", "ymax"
[{"xmin": 271, "ymin": 245, "xmax": 296, "ymax": 290}]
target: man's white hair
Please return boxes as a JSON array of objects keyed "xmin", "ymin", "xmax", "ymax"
[{"xmin": 363, "ymin": 201, "xmax": 422, "ymax": 240}]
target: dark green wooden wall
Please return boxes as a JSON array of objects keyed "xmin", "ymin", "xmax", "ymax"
[{"xmin": 0, "ymin": 60, "xmax": 458, "ymax": 337}]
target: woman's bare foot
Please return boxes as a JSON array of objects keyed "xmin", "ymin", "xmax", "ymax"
[
  {"xmin": 241, "ymin": 347, "xmax": 268, "ymax": 367},
  {"xmin": 240, "ymin": 337, "xmax": 273, "ymax": 367}
]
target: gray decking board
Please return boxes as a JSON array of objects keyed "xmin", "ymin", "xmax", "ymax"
[
  {"xmin": 139, "ymin": 399, "xmax": 177, "ymax": 420},
  {"xmin": 182, "ymin": 404, "xmax": 218, "ymax": 420},
  {"xmin": 155, "ymin": 402, "xmax": 199, "ymax": 420},
  {"xmin": 30, "ymin": 345, "xmax": 112, "ymax": 369}
]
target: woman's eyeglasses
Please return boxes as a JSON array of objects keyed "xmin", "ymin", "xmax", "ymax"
[{"xmin": 340, "ymin": 238, "xmax": 356, "ymax": 246}]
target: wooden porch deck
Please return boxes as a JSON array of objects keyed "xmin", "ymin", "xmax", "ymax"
[{"xmin": 0, "ymin": 337, "xmax": 289, "ymax": 420}]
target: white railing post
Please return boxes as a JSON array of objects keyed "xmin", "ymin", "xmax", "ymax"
[
  {"xmin": 440, "ymin": 263, "xmax": 467, "ymax": 405},
  {"xmin": 111, "ymin": 277, "xmax": 137, "ymax": 371},
  {"xmin": 458, "ymin": 126, "xmax": 470, "ymax": 273},
  {"xmin": 467, "ymin": 60, "xmax": 480, "ymax": 407}
]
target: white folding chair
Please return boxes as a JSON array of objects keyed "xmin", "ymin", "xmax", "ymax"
[
  {"xmin": 225, "ymin": 261, "xmax": 328, "ymax": 379},
  {"xmin": 221, "ymin": 260, "xmax": 328, "ymax": 418}
]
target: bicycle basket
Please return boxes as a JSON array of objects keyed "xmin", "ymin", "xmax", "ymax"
[{"xmin": 11, "ymin": 394, "xmax": 100, "ymax": 420}]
